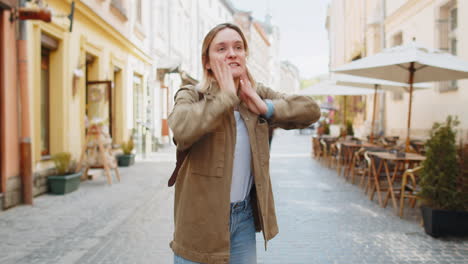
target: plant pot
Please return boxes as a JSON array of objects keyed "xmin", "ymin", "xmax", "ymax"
[
  {"xmin": 48, "ymin": 171, "xmax": 82, "ymax": 195},
  {"xmin": 421, "ymin": 206, "xmax": 468, "ymax": 238},
  {"xmin": 117, "ymin": 154, "xmax": 135, "ymax": 167}
]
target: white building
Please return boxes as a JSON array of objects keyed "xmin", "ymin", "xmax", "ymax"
[
  {"xmin": 233, "ymin": 11, "xmax": 282, "ymax": 90},
  {"xmin": 149, "ymin": 0, "xmax": 235, "ymax": 143},
  {"xmin": 148, "ymin": 0, "xmax": 285, "ymax": 144},
  {"xmin": 279, "ymin": 61, "xmax": 301, "ymax": 94}
]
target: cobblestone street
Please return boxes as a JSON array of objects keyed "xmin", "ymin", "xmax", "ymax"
[{"xmin": 1, "ymin": 130, "xmax": 467, "ymax": 264}]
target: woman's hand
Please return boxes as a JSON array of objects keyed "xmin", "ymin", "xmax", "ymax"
[
  {"xmin": 211, "ymin": 58, "xmax": 237, "ymax": 95},
  {"xmin": 239, "ymin": 74, "xmax": 267, "ymax": 115}
]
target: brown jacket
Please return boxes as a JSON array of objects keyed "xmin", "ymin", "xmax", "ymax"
[{"xmin": 168, "ymin": 82, "xmax": 320, "ymax": 264}]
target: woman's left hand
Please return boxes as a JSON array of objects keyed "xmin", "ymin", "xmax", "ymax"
[{"xmin": 239, "ymin": 75, "xmax": 268, "ymax": 115}]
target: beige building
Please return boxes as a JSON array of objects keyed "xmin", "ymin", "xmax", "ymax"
[
  {"xmin": 233, "ymin": 11, "xmax": 281, "ymax": 90},
  {"xmin": 327, "ymin": 0, "xmax": 468, "ymax": 141},
  {"xmin": 279, "ymin": 61, "xmax": 300, "ymax": 94}
]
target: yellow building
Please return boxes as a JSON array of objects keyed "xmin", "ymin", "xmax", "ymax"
[{"xmin": 1, "ymin": 0, "xmax": 154, "ymax": 208}]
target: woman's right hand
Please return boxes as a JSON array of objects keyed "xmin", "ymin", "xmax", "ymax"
[{"xmin": 211, "ymin": 58, "xmax": 237, "ymax": 95}]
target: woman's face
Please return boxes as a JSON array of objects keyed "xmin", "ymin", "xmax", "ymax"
[{"xmin": 206, "ymin": 28, "xmax": 247, "ymax": 79}]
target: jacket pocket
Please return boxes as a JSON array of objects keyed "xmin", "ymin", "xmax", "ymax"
[{"xmin": 190, "ymin": 131, "xmax": 226, "ymax": 177}]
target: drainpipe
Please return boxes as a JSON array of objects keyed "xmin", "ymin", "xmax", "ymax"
[{"xmin": 18, "ymin": 0, "xmax": 33, "ymax": 205}]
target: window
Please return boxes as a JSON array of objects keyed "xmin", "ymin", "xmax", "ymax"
[
  {"xmin": 392, "ymin": 32, "xmax": 403, "ymax": 47},
  {"xmin": 136, "ymin": 0, "xmax": 142, "ymax": 25},
  {"xmin": 110, "ymin": 0, "xmax": 128, "ymax": 19},
  {"xmin": 450, "ymin": 7, "xmax": 457, "ymax": 30},
  {"xmin": 391, "ymin": 32, "xmax": 403, "ymax": 100},
  {"xmin": 437, "ymin": 2, "xmax": 458, "ymax": 92}
]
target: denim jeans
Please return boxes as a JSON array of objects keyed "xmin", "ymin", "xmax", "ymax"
[{"xmin": 174, "ymin": 195, "xmax": 257, "ymax": 264}]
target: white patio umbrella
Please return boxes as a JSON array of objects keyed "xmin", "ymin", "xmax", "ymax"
[
  {"xmin": 332, "ymin": 73, "xmax": 430, "ymax": 142},
  {"xmin": 299, "ymin": 80, "xmax": 375, "ymax": 96},
  {"xmin": 333, "ymin": 41, "xmax": 468, "ymax": 150},
  {"xmin": 299, "ymin": 80, "xmax": 374, "ymax": 130}
]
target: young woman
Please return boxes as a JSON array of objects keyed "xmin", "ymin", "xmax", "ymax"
[{"xmin": 168, "ymin": 23, "xmax": 320, "ymax": 264}]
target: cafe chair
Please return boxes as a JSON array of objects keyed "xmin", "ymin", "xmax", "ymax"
[
  {"xmin": 349, "ymin": 148, "xmax": 367, "ymax": 184},
  {"xmin": 399, "ymin": 166, "xmax": 423, "ymax": 217},
  {"xmin": 328, "ymin": 142, "xmax": 341, "ymax": 170},
  {"xmin": 312, "ymin": 137, "xmax": 322, "ymax": 159},
  {"xmin": 320, "ymin": 139, "xmax": 329, "ymax": 165}
]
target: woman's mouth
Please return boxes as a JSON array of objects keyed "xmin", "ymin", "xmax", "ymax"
[{"xmin": 228, "ymin": 62, "xmax": 240, "ymax": 67}]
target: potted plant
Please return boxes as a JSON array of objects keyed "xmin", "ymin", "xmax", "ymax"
[
  {"xmin": 117, "ymin": 137, "xmax": 135, "ymax": 166},
  {"xmin": 418, "ymin": 116, "xmax": 468, "ymax": 237},
  {"xmin": 48, "ymin": 152, "xmax": 82, "ymax": 195}
]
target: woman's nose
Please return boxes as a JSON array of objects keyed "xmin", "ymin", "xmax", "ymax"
[{"xmin": 227, "ymin": 48, "xmax": 236, "ymax": 58}]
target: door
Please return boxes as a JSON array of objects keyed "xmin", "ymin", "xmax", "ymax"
[
  {"xmin": 40, "ymin": 49, "xmax": 50, "ymax": 157},
  {"xmin": 133, "ymin": 75, "xmax": 144, "ymax": 155}
]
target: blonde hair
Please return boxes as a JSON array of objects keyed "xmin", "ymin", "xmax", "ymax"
[{"xmin": 200, "ymin": 23, "xmax": 256, "ymax": 92}]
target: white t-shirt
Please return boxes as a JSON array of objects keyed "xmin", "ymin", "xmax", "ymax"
[{"xmin": 230, "ymin": 111, "xmax": 253, "ymax": 203}]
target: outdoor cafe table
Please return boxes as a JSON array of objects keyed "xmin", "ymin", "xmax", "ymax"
[
  {"xmin": 341, "ymin": 141, "xmax": 377, "ymax": 178},
  {"xmin": 367, "ymin": 151, "xmax": 426, "ymax": 213}
]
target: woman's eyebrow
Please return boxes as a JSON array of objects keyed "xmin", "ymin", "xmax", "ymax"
[{"xmin": 213, "ymin": 40, "xmax": 243, "ymax": 46}]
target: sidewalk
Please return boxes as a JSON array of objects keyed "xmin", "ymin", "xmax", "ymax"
[{"xmin": 0, "ymin": 130, "xmax": 467, "ymax": 264}]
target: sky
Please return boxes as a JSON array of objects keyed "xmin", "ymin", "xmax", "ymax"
[{"xmin": 231, "ymin": 0, "xmax": 331, "ymax": 79}]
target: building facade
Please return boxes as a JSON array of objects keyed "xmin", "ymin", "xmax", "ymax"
[
  {"xmin": 327, "ymin": 0, "xmax": 468, "ymax": 140},
  {"xmin": 1, "ymin": 0, "xmax": 154, "ymax": 210}
]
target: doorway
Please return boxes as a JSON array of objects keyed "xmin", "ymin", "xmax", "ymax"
[{"xmin": 133, "ymin": 74, "xmax": 144, "ymax": 155}]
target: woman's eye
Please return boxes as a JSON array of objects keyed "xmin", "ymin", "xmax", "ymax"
[
  {"xmin": 236, "ymin": 46, "xmax": 243, "ymax": 50},
  {"xmin": 218, "ymin": 47, "xmax": 225, "ymax": 51}
]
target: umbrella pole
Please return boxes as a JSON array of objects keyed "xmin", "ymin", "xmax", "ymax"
[
  {"xmin": 370, "ymin": 84, "xmax": 378, "ymax": 143},
  {"xmin": 344, "ymin": 95, "xmax": 347, "ymax": 130},
  {"xmin": 405, "ymin": 62, "xmax": 416, "ymax": 152}
]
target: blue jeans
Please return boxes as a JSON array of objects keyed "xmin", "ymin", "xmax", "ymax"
[{"xmin": 174, "ymin": 196, "xmax": 257, "ymax": 264}]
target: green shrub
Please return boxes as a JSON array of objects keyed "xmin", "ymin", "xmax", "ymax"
[{"xmin": 419, "ymin": 116, "xmax": 467, "ymax": 211}]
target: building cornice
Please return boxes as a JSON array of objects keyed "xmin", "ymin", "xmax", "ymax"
[
  {"xmin": 385, "ymin": 0, "xmax": 435, "ymax": 32},
  {"xmin": 66, "ymin": 0, "xmax": 153, "ymax": 65}
]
